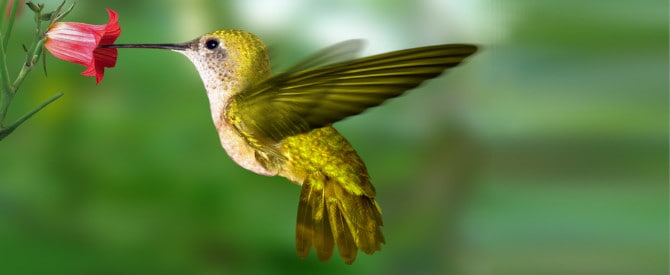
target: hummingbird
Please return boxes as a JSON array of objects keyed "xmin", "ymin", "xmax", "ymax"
[{"xmin": 102, "ymin": 29, "xmax": 477, "ymax": 264}]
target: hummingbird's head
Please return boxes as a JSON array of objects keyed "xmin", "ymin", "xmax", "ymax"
[
  {"xmin": 102, "ymin": 29, "xmax": 271, "ymax": 95},
  {"xmin": 179, "ymin": 30, "xmax": 271, "ymax": 93}
]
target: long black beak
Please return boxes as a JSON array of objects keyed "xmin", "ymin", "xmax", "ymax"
[{"xmin": 99, "ymin": 43, "xmax": 190, "ymax": 51}]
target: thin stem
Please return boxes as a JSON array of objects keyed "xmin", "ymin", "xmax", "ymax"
[
  {"xmin": 0, "ymin": 0, "xmax": 8, "ymax": 26},
  {"xmin": 0, "ymin": 0, "xmax": 25, "ymax": 124},
  {"xmin": 0, "ymin": 32, "xmax": 9, "ymax": 91},
  {"xmin": 0, "ymin": 91, "xmax": 10, "ymax": 127},
  {"xmin": 1, "ymin": 0, "xmax": 42, "ymax": 130},
  {"xmin": 0, "ymin": 92, "xmax": 63, "ymax": 140},
  {"xmin": 3, "ymin": 0, "xmax": 19, "ymax": 48},
  {"xmin": 10, "ymin": 0, "xmax": 45, "ymax": 93},
  {"xmin": 11, "ymin": 2, "xmax": 75, "ymax": 93},
  {"xmin": 12, "ymin": 38, "xmax": 44, "ymax": 91},
  {"xmin": 0, "ymin": 0, "xmax": 11, "ymax": 92},
  {"xmin": 0, "ymin": 0, "xmax": 74, "ymax": 140},
  {"xmin": 0, "ymin": 31, "xmax": 11, "ymax": 124}
]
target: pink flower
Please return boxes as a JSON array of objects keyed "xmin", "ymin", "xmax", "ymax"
[{"xmin": 45, "ymin": 8, "xmax": 121, "ymax": 84}]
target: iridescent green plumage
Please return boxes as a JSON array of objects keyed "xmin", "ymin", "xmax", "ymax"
[
  {"xmin": 227, "ymin": 37, "xmax": 476, "ymax": 263},
  {"xmin": 230, "ymin": 42, "xmax": 477, "ymax": 143},
  {"xmin": 282, "ymin": 126, "xmax": 383, "ymax": 263},
  {"xmin": 104, "ymin": 30, "xmax": 477, "ymax": 264}
]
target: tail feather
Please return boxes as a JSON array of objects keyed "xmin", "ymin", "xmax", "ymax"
[
  {"xmin": 296, "ymin": 178, "xmax": 335, "ymax": 262},
  {"xmin": 295, "ymin": 199, "xmax": 313, "ymax": 258},
  {"xmin": 311, "ymin": 184, "xmax": 335, "ymax": 261},
  {"xmin": 332, "ymin": 180, "xmax": 384, "ymax": 254},
  {"xmin": 296, "ymin": 175, "xmax": 384, "ymax": 264},
  {"xmin": 329, "ymin": 202, "xmax": 357, "ymax": 264}
]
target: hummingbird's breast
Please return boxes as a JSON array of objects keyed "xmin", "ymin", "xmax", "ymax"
[
  {"xmin": 213, "ymin": 116, "xmax": 277, "ymax": 176},
  {"xmin": 183, "ymin": 51, "xmax": 275, "ymax": 177}
]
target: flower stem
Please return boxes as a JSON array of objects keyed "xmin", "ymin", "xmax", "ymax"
[
  {"xmin": 0, "ymin": 30, "xmax": 12, "ymax": 125},
  {"xmin": 0, "ymin": 1, "xmax": 74, "ymax": 141},
  {"xmin": 0, "ymin": 0, "xmax": 11, "ymax": 91},
  {"xmin": 12, "ymin": 38, "xmax": 45, "ymax": 92}
]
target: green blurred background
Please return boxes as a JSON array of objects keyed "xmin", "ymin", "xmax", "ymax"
[{"xmin": 1, "ymin": 0, "xmax": 667, "ymax": 274}]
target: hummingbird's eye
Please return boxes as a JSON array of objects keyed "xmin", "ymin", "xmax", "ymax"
[{"xmin": 205, "ymin": 39, "xmax": 219, "ymax": 50}]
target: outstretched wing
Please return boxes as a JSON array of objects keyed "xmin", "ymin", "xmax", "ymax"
[
  {"xmin": 228, "ymin": 43, "xmax": 478, "ymax": 143},
  {"xmin": 279, "ymin": 39, "xmax": 365, "ymax": 74}
]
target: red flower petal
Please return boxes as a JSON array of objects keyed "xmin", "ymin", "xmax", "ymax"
[{"xmin": 45, "ymin": 8, "xmax": 121, "ymax": 85}]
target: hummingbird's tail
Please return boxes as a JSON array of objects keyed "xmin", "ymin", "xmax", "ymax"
[
  {"xmin": 279, "ymin": 126, "xmax": 384, "ymax": 264},
  {"xmin": 295, "ymin": 167, "xmax": 385, "ymax": 264},
  {"xmin": 296, "ymin": 168, "xmax": 384, "ymax": 264}
]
